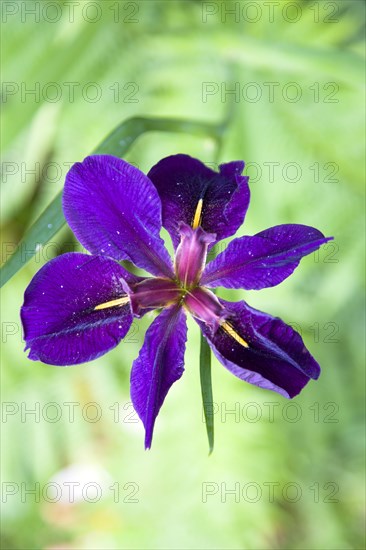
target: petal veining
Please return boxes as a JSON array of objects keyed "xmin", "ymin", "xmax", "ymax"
[
  {"xmin": 130, "ymin": 305, "xmax": 187, "ymax": 448},
  {"xmin": 21, "ymin": 253, "xmax": 135, "ymax": 365},
  {"xmin": 202, "ymin": 224, "xmax": 332, "ymax": 290},
  {"xmin": 148, "ymin": 154, "xmax": 250, "ymax": 248},
  {"xmin": 63, "ymin": 155, "xmax": 174, "ymax": 278},
  {"xmin": 197, "ymin": 298, "xmax": 320, "ymax": 398}
]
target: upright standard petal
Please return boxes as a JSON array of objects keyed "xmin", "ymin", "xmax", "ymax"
[
  {"xmin": 197, "ymin": 299, "xmax": 320, "ymax": 399},
  {"xmin": 148, "ymin": 154, "xmax": 250, "ymax": 248},
  {"xmin": 63, "ymin": 155, "xmax": 174, "ymax": 278},
  {"xmin": 130, "ymin": 305, "xmax": 187, "ymax": 449},
  {"xmin": 21, "ymin": 253, "xmax": 135, "ymax": 366},
  {"xmin": 202, "ymin": 224, "xmax": 332, "ymax": 290}
]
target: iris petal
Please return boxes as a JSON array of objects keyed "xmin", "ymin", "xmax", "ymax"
[
  {"xmin": 130, "ymin": 305, "xmax": 187, "ymax": 449},
  {"xmin": 148, "ymin": 154, "xmax": 250, "ymax": 248},
  {"xmin": 202, "ymin": 224, "xmax": 332, "ymax": 290},
  {"xmin": 21, "ymin": 253, "xmax": 135, "ymax": 365},
  {"xmin": 196, "ymin": 299, "xmax": 320, "ymax": 399},
  {"xmin": 63, "ymin": 155, "xmax": 174, "ymax": 278}
]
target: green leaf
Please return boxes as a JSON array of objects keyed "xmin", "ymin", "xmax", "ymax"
[
  {"xmin": 0, "ymin": 192, "xmax": 63, "ymax": 288},
  {"xmin": 200, "ymin": 332, "xmax": 214, "ymax": 454},
  {"xmin": 0, "ymin": 116, "xmax": 222, "ymax": 288},
  {"xmin": 95, "ymin": 116, "xmax": 224, "ymax": 155}
]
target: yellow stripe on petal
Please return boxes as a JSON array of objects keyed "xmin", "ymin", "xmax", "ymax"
[
  {"xmin": 94, "ymin": 296, "xmax": 130, "ymax": 311},
  {"xmin": 221, "ymin": 321, "xmax": 249, "ymax": 348},
  {"xmin": 192, "ymin": 198, "xmax": 203, "ymax": 229}
]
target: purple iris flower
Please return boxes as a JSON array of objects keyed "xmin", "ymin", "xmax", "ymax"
[{"xmin": 21, "ymin": 154, "xmax": 332, "ymax": 448}]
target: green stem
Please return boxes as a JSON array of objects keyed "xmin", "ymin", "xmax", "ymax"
[{"xmin": 200, "ymin": 331, "xmax": 214, "ymax": 454}]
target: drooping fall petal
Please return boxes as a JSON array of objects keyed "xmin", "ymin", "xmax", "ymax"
[
  {"xmin": 130, "ymin": 305, "xmax": 187, "ymax": 448},
  {"xmin": 21, "ymin": 253, "xmax": 135, "ymax": 365},
  {"xmin": 197, "ymin": 299, "xmax": 320, "ymax": 399}
]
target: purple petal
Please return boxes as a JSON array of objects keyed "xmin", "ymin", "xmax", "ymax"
[
  {"xmin": 63, "ymin": 155, "xmax": 174, "ymax": 278},
  {"xmin": 197, "ymin": 299, "xmax": 320, "ymax": 399},
  {"xmin": 130, "ymin": 305, "xmax": 187, "ymax": 449},
  {"xmin": 148, "ymin": 154, "xmax": 250, "ymax": 248},
  {"xmin": 202, "ymin": 224, "xmax": 332, "ymax": 290},
  {"xmin": 21, "ymin": 253, "xmax": 135, "ymax": 366}
]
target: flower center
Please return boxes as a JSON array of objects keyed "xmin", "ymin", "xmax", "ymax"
[
  {"xmin": 92, "ymin": 224, "xmax": 248, "ymax": 347},
  {"xmin": 126, "ymin": 224, "xmax": 218, "ymax": 317}
]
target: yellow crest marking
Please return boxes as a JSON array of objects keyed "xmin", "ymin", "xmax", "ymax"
[
  {"xmin": 192, "ymin": 198, "xmax": 203, "ymax": 229},
  {"xmin": 94, "ymin": 296, "xmax": 130, "ymax": 311},
  {"xmin": 221, "ymin": 321, "xmax": 249, "ymax": 348}
]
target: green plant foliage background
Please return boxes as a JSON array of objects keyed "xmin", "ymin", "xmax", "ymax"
[{"xmin": 1, "ymin": 1, "xmax": 365, "ymax": 549}]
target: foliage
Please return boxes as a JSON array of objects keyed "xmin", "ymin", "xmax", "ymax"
[{"xmin": 1, "ymin": 1, "xmax": 364, "ymax": 548}]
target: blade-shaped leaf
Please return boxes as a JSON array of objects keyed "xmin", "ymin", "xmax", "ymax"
[
  {"xmin": 1, "ymin": 116, "xmax": 222, "ymax": 287},
  {"xmin": 200, "ymin": 331, "xmax": 214, "ymax": 454}
]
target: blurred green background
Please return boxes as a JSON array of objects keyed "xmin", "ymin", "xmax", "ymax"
[{"xmin": 1, "ymin": 1, "xmax": 365, "ymax": 549}]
